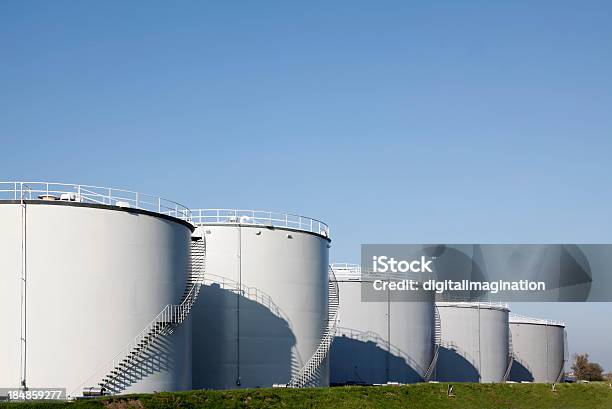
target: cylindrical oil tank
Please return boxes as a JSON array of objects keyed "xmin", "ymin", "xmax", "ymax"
[
  {"xmin": 0, "ymin": 182, "xmax": 193, "ymax": 397},
  {"xmin": 509, "ymin": 314, "xmax": 567, "ymax": 383},
  {"xmin": 329, "ymin": 264, "xmax": 436, "ymax": 385},
  {"xmin": 436, "ymin": 302, "xmax": 510, "ymax": 383},
  {"xmin": 190, "ymin": 209, "xmax": 331, "ymax": 389}
]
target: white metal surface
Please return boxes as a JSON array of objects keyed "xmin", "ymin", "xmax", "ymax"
[
  {"xmin": 288, "ymin": 269, "xmax": 339, "ymax": 388},
  {"xmin": 0, "ymin": 181, "xmax": 191, "ymax": 220},
  {"xmin": 191, "ymin": 222, "xmax": 330, "ymax": 389},
  {"xmin": 191, "ymin": 209, "xmax": 329, "ymax": 237},
  {"xmin": 435, "ymin": 302, "xmax": 511, "ymax": 383},
  {"xmin": 77, "ymin": 239, "xmax": 206, "ymax": 396},
  {"xmin": 329, "ymin": 264, "xmax": 436, "ymax": 385},
  {"xmin": 0, "ymin": 201, "xmax": 193, "ymax": 396},
  {"xmin": 509, "ymin": 315, "xmax": 567, "ymax": 383}
]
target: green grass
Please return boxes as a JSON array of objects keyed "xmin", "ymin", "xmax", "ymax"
[{"xmin": 3, "ymin": 383, "xmax": 612, "ymax": 409}]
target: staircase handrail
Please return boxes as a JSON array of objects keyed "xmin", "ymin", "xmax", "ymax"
[
  {"xmin": 502, "ymin": 330, "xmax": 514, "ymax": 382},
  {"xmin": 287, "ymin": 266, "xmax": 339, "ymax": 387},
  {"xmin": 201, "ymin": 273, "xmax": 291, "ymax": 323},
  {"xmin": 336, "ymin": 326, "xmax": 429, "ymax": 378},
  {"xmin": 423, "ymin": 305, "xmax": 442, "ymax": 380},
  {"xmin": 70, "ymin": 238, "xmax": 205, "ymax": 397},
  {"xmin": 439, "ymin": 340, "xmax": 480, "ymax": 373}
]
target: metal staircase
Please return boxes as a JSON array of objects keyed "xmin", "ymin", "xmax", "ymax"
[
  {"xmin": 439, "ymin": 340, "xmax": 480, "ymax": 374},
  {"xmin": 202, "ymin": 273, "xmax": 292, "ymax": 324},
  {"xmin": 336, "ymin": 327, "xmax": 429, "ymax": 378},
  {"xmin": 423, "ymin": 305, "xmax": 442, "ymax": 381},
  {"xmin": 77, "ymin": 237, "xmax": 206, "ymax": 397},
  {"xmin": 502, "ymin": 328, "xmax": 514, "ymax": 382},
  {"xmin": 555, "ymin": 329, "xmax": 569, "ymax": 383},
  {"xmin": 287, "ymin": 267, "xmax": 340, "ymax": 388}
]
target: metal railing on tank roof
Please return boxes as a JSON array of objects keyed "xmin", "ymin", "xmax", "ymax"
[
  {"xmin": 191, "ymin": 208, "xmax": 330, "ymax": 238},
  {"xmin": 509, "ymin": 313, "xmax": 565, "ymax": 327},
  {"xmin": 330, "ymin": 263, "xmax": 430, "ymax": 282},
  {"xmin": 436, "ymin": 301, "xmax": 510, "ymax": 310},
  {"xmin": 0, "ymin": 181, "xmax": 191, "ymax": 220},
  {"xmin": 330, "ymin": 263, "xmax": 361, "ymax": 280}
]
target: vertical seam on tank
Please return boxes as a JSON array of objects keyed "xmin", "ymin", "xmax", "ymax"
[
  {"xmin": 386, "ymin": 285, "xmax": 390, "ymax": 382},
  {"xmin": 236, "ymin": 225, "xmax": 241, "ymax": 386},
  {"xmin": 20, "ymin": 197, "xmax": 28, "ymax": 389},
  {"xmin": 545, "ymin": 324, "xmax": 549, "ymax": 380},
  {"xmin": 477, "ymin": 305, "xmax": 482, "ymax": 382}
]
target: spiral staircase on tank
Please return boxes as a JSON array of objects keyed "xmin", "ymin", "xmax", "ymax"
[
  {"xmin": 502, "ymin": 329, "xmax": 515, "ymax": 382},
  {"xmin": 76, "ymin": 237, "xmax": 206, "ymax": 397},
  {"xmin": 196, "ymin": 265, "xmax": 339, "ymax": 388},
  {"xmin": 556, "ymin": 329, "xmax": 569, "ymax": 383},
  {"xmin": 287, "ymin": 266, "xmax": 340, "ymax": 388},
  {"xmin": 423, "ymin": 305, "xmax": 442, "ymax": 381}
]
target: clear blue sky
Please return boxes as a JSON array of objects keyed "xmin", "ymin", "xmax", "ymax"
[{"xmin": 2, "ymin": 1, "xmax": 611, "ymax": 370}]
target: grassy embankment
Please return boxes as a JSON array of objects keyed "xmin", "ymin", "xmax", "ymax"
[{"xmin": 2, "ymin": 383, "xmax": 612, "ymax": 409}]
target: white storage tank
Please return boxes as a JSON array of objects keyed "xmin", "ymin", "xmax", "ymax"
[
  {"xmin": 190, "ymin": 209, "xmax": 331, "ymax": 389},
  {"xmin": 329, "ymin": 264, "xmax": 437, "ymax": 385},
  {"xmin": 509, "ymin": 314, "xmax": 567, "ymax": 383},
  {"xmin": 0, "ymin": 182, "xmax": 196, "ymax": 398},
  {"xmin": 435, "ymin": 302, "xmax": 511, "ymax": 383}
]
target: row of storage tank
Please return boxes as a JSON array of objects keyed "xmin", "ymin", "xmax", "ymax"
[
  {"xmin": 0, "ymin": 182, "xmax": 568, "ymax": 398},
  {"xmin": 330, "ymin": 264, "xmax": 568, "ymax": 385}
]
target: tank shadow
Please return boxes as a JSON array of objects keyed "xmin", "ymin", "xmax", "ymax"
[
  {"xmin": 434, "ymin": 346, "xmax": 480, "ymax": 382},
  {"xmin": 330, "ymin": 334, "xmax": 423, "ymax": 385},
  {"xmin": 101, "ymin": 320, "xmax": 184, "ymax": 394},
  {"xmin": 192, "ymin": 283, "xmax": 296, "ymax": 389},
  {"xmin": 508, "ymin": 359, "xmax": 535, "ymax": 382}
]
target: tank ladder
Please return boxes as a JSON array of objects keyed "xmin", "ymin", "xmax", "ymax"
[
  {"xmin": 423, "ymin": 305, "xmax": 442, "ymax": 381},
  {"xmin": 287, "ymin": 266, "xmax": 340, "ymax": 388},
  {"xmin": 77, "ymin": 237, "xmax": 206, "ymax": 397}
]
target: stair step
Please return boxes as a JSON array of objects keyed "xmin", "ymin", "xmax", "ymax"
[{"xmin": 90, "ymin": 241, "xmax": 206, "ymax": 395}]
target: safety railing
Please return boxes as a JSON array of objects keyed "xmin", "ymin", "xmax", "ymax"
[
  {"xmin": 330, "ymin": 263, "xmax": 433, "ymax": 282},
  {"xmin": 558, "ymin": 329, "xmax": 569, "ymax": 383},
  {"xmin": 439, "ymin": 340, "xmax": 480, "ymax": 374},
  {"xmin": 191, "ymin": 209, "xmax": 330, "ymax": 238},
  {"xmin": 0, "ymin": 181, "xmax": 191, "ymax": 221},
  {"xmin": 202, "ymin": 273, "xmax": 291, "ymax": 323},
  {"xmin": 510, "ymin": 355, "xmax": 533, "ymax": 378},
  {"xmin": 69, "ymin": 238, "xmax": 205, "ymax": 398},
  {"xmin": 336, "ymin": 326, "xmax": 428, "ymax": 378},
  {"xmin": 330, "ymin": 263, "xmax": 361, "ymax": 280},
  {"xmin": 436, "ymin": 301, "xmax": 510, "ymax": 311},
  {"xmin": 509, "ymin": 313, "xmax": 565, "ymax": 327},
  {"xmin": 423, "ymin": 305, "xmax": 442, "ymax": 381},
  {"xmin": 502, "ymin": 330, "xmax": 514, "ymax": 382},
  {"xmin": 287, "ymin": 267, "xmax": 340, "ymax": 388}
]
